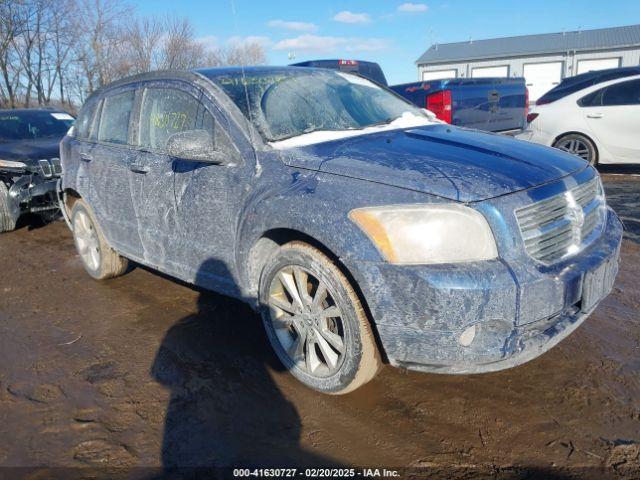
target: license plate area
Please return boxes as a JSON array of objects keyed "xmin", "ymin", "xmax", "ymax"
[{"xmin": 581, "ymin": 257, "xmax": 618, "ymax": 312}]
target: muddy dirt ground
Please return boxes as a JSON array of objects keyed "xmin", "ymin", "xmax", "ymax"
[{"xmin": 1, "ymin": 171, "xmax": 639, "ymax": 479}]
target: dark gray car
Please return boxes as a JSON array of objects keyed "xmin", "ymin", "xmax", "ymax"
[{"xmin": 0, "ymin": 109, "xmax": 73, "ymax": 231}]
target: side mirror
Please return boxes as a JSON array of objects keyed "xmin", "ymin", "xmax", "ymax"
[{"xmin": 166, "ymin": 129, "xmax": 227, "ymax": 164}]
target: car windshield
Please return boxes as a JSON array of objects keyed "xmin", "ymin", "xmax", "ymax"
[
  {"xmin": 0, "ymin": 111, "xmax": 74, "ymax": 142},
  {"xmin": 210, "ymin": 69, "xmax": 426, "ymax": 142}
]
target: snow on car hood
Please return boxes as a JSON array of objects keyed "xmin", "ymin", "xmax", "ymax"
[
  {"xmin": 268, "ymin": 112, "xmax": 436, "ymax": 150},
  {"xmin": 276, "ymin": 123, "xmax": 588, "ymax": 203}
]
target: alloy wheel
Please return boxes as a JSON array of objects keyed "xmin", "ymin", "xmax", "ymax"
[
  {"xmin": 74, "ymin": 210, "xmax": 101, "ymax": 271},
  {"xmin": 267, "ymin": 266, "xmax": 346, "ymax": 377},
  {"xmin": 556, "ymin": 138, "xmax": 592, "ymax": 162}
]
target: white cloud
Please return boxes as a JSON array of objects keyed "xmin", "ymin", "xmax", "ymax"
[
  {"xmin": 333, "ymin": 11, "xmax": 371, "ymax": 24},
  {"xmin": 398, "ymin": 2, "xmax": 428, "ymax": 12},
  {"xmin": 267, "ymin": 20, "xmax": 318, "ymax": 32},
  {"xmin": 273, "ymin": 34, "xmax": 389, "ymax": 54},
  {"xmin": 197, "ymin": 35, "xmax": 219, "ymax": 51},
  {"xmin": 227, "ymin": 35, "xmax": 273, "ymax": 48}
]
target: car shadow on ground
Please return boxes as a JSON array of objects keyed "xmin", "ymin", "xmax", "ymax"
[
  {"xmin": 150, "ymin": 258, "xmax": 337, "ymax": 473},
  {"xmin": 14, "ymin": 211, "xmax": 61, "ymax": 231}
]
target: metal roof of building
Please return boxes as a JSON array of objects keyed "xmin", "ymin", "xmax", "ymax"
[{"xmin": 416, "ymin": 24, "xmax": 640, "ymax": 65}]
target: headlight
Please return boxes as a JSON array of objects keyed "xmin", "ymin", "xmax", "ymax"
[
  {"xmin": 349, "ymin": 204, "xmax": 498, "ymax": 265},
  {"xmin": 0, "ymin": 159, "xmax": 27, "ymax": 170}
]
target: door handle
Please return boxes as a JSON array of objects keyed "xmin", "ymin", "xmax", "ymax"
[
  {"xmin": 80, "ymin": 153, "xmax": 92, "ymax": 162},
  {"xmin": 130, "ymin": 163, "xmax": 150, "ymax": 174},
  {"xmin": 587, "ymin": 113, "xmax": 603, "ymax": 119}
]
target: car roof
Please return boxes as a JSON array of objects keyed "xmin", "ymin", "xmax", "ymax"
[
  {"xmin": 195, "ymin": 65, "xmax": 329, "ymax": 80},
  {"xmin": 537, "ymin": 66, "xmax": 640, "ymax": 105},
  {"xmin": 560, "ymin": 66, "xmax": 640, "ymax": 86},
  {"xmin": 87, "ymin": 66, "xmax": 328, "ymax": 100},
  {"xmin": 289, "ymin": 59, "xmax": 380, "ymax": 66},
  {"xmin": 538, "ymin": 73, "xmax": 640, "ymax": 107}
]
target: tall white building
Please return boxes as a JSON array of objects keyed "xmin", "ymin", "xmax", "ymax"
[{"xmin": 416, "ymin": 24, "xmax": 640, "ymax": 101}]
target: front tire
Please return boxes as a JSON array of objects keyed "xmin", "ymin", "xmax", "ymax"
[
  {"xmin": 0, "ymin": 182, "xmax": 17, "ymax": 233},
  {"xmin": 553, "ymin": 133, "xmax": 598, "ymax": 165},
  {"xmin": 259, "ymin": 241, "xmax": 381, "ymax": 394},
  {"xmin": 71, "ymin": 199, "xmax": 128, "ymax": 280}
]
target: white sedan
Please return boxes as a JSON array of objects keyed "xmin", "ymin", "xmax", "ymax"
[{"xmin": 518, "ymin": 74, "xmax": 640, "ymax": 165}]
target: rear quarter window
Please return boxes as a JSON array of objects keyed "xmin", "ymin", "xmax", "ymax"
[
  {"xmin": 75, "ymin": 101, "xmax": 98, "ymax": 139},
  {"xmin": 98, "ymin": 91, "xmax": 135, "ymax": 144},
  {"xmin": 579, "ymin": 79, "xmax": 640, "ymax": 107},
  {"xmin": 602, "ymin": 79, "xmax": 640, "ymax": 106}
]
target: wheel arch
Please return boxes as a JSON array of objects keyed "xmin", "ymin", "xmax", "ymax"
[
  {"xmin": 245, "ymin": 227, "xmax": 388, "ymax": 362},
  {"xmin": 63, "ymin": 187, "xmax": 82, "ymax": 211}
]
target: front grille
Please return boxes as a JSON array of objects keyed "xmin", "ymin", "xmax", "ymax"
[
  {"xmin": 38, "ymin": 159, "xmax": 52, "ymax": 178},
  {"xmin": 515, "ymin": 177, "xmax": 605, "ymax": 264}
]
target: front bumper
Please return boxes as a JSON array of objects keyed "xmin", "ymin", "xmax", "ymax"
[
  {"xmin": 5, "ymin": 175, "xmax": 59, "ymax": 222},
  {"xmin": 347, "ymin": 208, "xmax": 623, "ymax": 374}
]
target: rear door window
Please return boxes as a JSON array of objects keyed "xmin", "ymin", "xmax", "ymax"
[
  {"xmin": 138, "ymin": 88, "xmax": 205, "ymax": 152},
  {"xmin": 579, "ymin": 79, "xmax": 640, "ymax": 107},
  {"xmin": 98, "ymin": 91, "xmax": 135, "ymax": 144}
]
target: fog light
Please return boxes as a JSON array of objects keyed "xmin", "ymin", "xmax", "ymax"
[{"xmin": 458, "ymin": 325, "xmax": 477, "ymax": 347}]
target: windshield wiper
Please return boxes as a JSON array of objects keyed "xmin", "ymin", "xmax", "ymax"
[{"xmin": 359, "ymin": 116, "xmax": 398, "ymax": 129}]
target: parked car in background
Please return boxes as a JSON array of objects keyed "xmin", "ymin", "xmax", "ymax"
[
  {"xmin": 0, "ymin": 108, "xmax": 74, "ymax": 232},
  {"xmin": 61, "ymin": 67, "xmax": 621, "ymax": 394},
  {"xmin": 391, "ymin": 77, "xmax": 528, "ymax": 133},
  {"xmin": 290, "ymin": 59, "xmax": 388, "ymax": 86},
  {"xmin": 518, "ymin": 74, "xmax": 640, "ymax": 165}
]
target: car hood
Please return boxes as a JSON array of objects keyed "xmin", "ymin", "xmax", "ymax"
[
  {"xmin": 0, "ymin": 137, "xmax": 61, "ymax": 163},
  {"xmin": 277, "ymin": 124, "xmax": 587, "ymax": 202}
]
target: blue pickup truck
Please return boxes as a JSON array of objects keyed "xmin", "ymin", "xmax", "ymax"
[{"xmin": 390, "ymin": 77, "xmax": 528, "ymax": 133}]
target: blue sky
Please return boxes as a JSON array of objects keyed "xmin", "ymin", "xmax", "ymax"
[{"xmin": 133, "ymin": 0, "xmax": 639, "ymax": 84}]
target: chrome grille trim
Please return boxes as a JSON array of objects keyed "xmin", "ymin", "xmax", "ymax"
[
  {"xmin": 515, "ymin": 177, "xmax": 605, "ymax": 264},
  {"xmin": 50, "ymin": 158, "xmax": 62, "ymax": 175},
  {"xmin": 38, "ymin": 159, "xmax": 52, "ymax": 178}
]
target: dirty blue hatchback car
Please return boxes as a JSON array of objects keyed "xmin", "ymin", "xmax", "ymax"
[{"xmin": 60, "ymin": 67, "xmax": 622, "ymax": 394}]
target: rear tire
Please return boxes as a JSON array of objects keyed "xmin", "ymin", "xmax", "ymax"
[
  {"xmin": 553, "ymin": 133, "xmax": 598, "ymax": 165},
  {"xmin": 259, "ymin": 241, "xmax": 381, "ymax": 394},
  {"xmin": 0, "ymin": 182, "xmax": 17, "ymax": 233},
  {"xmin": 71, "ymin": 199, "xmax": 128, "ymax": 280}
]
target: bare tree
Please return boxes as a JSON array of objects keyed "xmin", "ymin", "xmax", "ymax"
[
  {"xmin": 72, "ymin": 0, "xmax": 131, "ymax": 93},
  {"xmin": 0, "ymin": 0, "xmax": 268, "ymax": 109},
  {"xmin": 0, "ymin": 0, "xmax": 23, "ymax": 108},
  {"xmin": 223, "ymin": 41, "xmax": 266, "ymax": 66},
  {"xmin": 160, "ymin": 16, "xmax": 204, "ymax": 70},
  {"xmin": 121, "ymin": 16, "xmax": 163, "ymax": 75}
]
